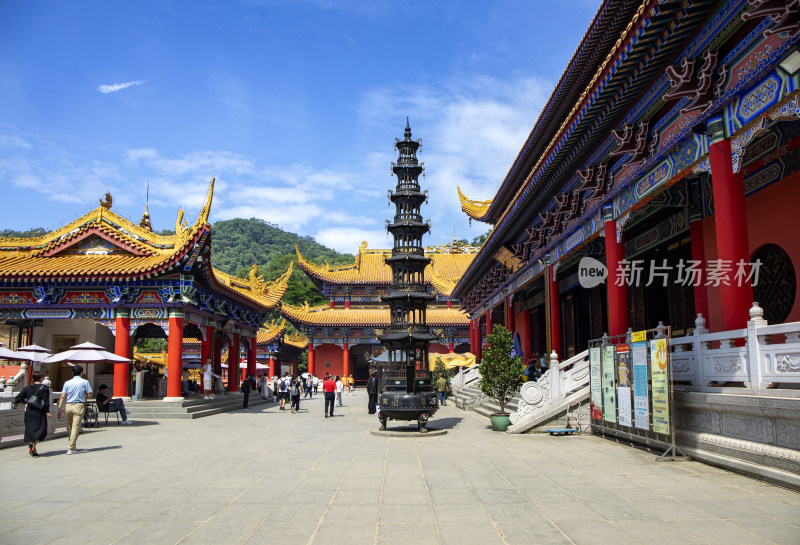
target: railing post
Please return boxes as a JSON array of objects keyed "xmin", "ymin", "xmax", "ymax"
[
  {"xmin": 746, "ymin": 302, "xmax": 767, "ymax": 389},
  {"xmin": 693, "ymin": 314, "xmax": 709, "ymax": 387},
  {"xmin": 549, "ymin": 350, "xmax": 561, "ymax": 402}
]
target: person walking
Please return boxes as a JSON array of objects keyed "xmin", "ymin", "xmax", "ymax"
[
  {"xmin": 313, "ymin": 375, "xmax": 319, "ymax": 395},
  {"xmin": 436, "ymin": 373, "xmax": 448, "ymax": 406},
  {"xmin": 335, "ymin": 375, "xmax": 344, "ymax": 407},
  {"xmin": 303, "ymin": 376, "xmax": 311, "ymax": 398},
  {"xmin": 278, "ymin": 373, "xmax": 291, "ymax": 410},
  {"xmin": 290, "ymin": 376, "xmax": 302, "ymax": 413},
  {"xmin": 366, "ymin": 371, "xmax": 378, "ymax": 415},
  {"xmin": 241, "ymin": 376, "xmax": 251, "ymax": 410},
  {"xmin": 323, "ymin": 374, "xmax": 336, "ymax": 418},
  {"xmin": 14, "ymin": 371, "xmax": 51, "ymax": 457},
  {"xmin": 56, "ymin": 365, "xmax": 92, "ymax": 455}
]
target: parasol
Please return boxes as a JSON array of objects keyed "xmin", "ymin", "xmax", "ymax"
[
  {"xmin": 0, "ymin": 341, "xmax": 25, "ymax": 361},
  {"xmin": 43, "ymin": 341, "xmax": 131, "ymax": 366}
]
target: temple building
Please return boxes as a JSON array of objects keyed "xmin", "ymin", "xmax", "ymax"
[
  {"xmin": 0, "ymin": 179, "xmax": 292, "ymax": 398},
  {"xmin": 280, "ymin": 239, "xmax": 477, "ymax": 384},
  {"xmin": 454, "ymin": 0, "xmax": 800, "ymax": 361},
  {"xmin": 133, "ymin": 320, "xmax": 307, "ymax": 395}
]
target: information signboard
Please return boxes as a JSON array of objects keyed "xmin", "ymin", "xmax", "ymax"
[
  {"xmin": 650, "ymin": 337, "xmax": 670, "ymax": 434},
  {"xmin": 632, "ymin": 340, "xmax": 649, "ymax": 430},
  {"xmin": 601, "ymin": 345, "xmax": 616, "ymax": 423},
  {"xmin": 589, "ymin": 347, "xmax": 602, "ymax": 419},
  {"xmin": 616, "ymin": 345, "xmax": 631, "ymax": 427}
]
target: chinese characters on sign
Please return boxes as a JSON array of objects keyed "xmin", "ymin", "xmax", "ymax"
[
  {"xmin": 616, "ymin": 345, "xmax": 632, "ymax": 427},
  {"xmin": 614, "ymin": 258, "xmax": 761, "ymax": 288}
]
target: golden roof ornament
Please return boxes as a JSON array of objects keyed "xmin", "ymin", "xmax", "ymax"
[{"xmin": 99, "ymin": 191, "xmax": 112, "ymax": 210}]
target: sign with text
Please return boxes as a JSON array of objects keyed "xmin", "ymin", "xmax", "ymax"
[
  {"xmin": 650, "ymin": 338, "xmax": 670, "ymax": 434},
  {"xmin": 602, "ymin": 345, "xmax": 616, "ymax": 423},
  {"xmin": 632, "ymin": 340, "xmax": 649, "ymax": 430},
  {"xmin": 590, "ymin": 347, "xmax": 602, "ymax": 419},
  {"xmin": 616, "ymin": 346, "xmax": 632, "ymax": 427}
]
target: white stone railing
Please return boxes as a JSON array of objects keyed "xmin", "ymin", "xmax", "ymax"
[
  {"xmin": 0, "ymin": 362, "xmax": 29, "ymax": 395},
  {"xmin": 670, "ymin": 303, "xmax": 800, "ymax": 390},
  {"xmin": 0, "ymin": 392, "xmax": 67, "ymax": 445},
  {"xmin": 451, "ymin": 366, "xmax": 481, "ymax": 390},
  {"xmin": 508, "ymin": 349, "xmax": 590, "ymax": 433}
]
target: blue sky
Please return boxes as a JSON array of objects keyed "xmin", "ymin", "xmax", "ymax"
[{"xmin": 0, "ymin": 0, "xmax": 599, "ymax": 253}]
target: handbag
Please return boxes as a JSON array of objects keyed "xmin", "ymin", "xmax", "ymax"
[{"xmin": 27, "ymin": 385, "xmax": 45, "ymax": 411}]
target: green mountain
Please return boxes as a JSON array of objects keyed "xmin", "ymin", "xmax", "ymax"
[{"xmin": 210, "ymin": 218, "xmax": 354, "ymax": 307}]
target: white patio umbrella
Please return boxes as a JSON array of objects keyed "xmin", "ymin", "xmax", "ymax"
[
  {"xmin": 15, "ymin": 343, "xmax": 53, "ymax": 372},
  {"xmin": 0, "ymin": 341, "xmax": 25, "ymax": 361},
  {"xmin": 43, "ymin": 341, "xmax": 131, "ymax": 365}
]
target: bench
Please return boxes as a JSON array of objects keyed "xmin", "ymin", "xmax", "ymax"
[{"xmin": 545, "ymin": 428, "xmax": 578, "ymax": 436}]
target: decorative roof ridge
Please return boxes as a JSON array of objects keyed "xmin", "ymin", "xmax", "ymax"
[
  {"xmin": 457, "ymin": 186, "xmax": 493, "ymax": 222},
  {"xmin": 0, "ymin": 177, "xmax": 216, "ymax": 250},
  {"xmin": 428, "ymin": 265, "xmax": 459, "ymax": 297},
  {"xmin": 212, "ymin": 260, "xmax": 293, "ymax": 298},
  {"xmin": 476, "ymin": 0, "xmax": 645, "ymax": 222},
  {"xmin": 31, "ymin": 220, "xmax": 157, "ymax": 257}
]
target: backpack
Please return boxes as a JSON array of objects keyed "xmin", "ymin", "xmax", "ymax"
[{"xmin": 291, "ymin": 381, "xmax": 299, "ymax": 396}]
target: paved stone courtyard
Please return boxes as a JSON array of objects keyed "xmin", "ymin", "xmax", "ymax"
[{"xmin": 1, "ymin": 391, "xmax": 798, "ymax": 545}]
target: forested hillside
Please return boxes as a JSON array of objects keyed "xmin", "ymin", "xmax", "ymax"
[{"xmin": 210, "ymin": 218, "xmax": 354, "ymax": 307}]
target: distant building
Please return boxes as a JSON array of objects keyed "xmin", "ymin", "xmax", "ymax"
[{"xmin": 280, "ymin": 240, "xmax": 477, "ymax": 383}]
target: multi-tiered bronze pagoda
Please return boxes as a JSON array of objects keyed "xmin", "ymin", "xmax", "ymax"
[{"xmin": 377, "ymin": 119, "xmax": 439, "ymax": 432}]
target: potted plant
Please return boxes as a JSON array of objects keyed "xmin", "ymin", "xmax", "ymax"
[{"xmin": 478, "ymin": 324, "xmax": 524, "ymax": 431}]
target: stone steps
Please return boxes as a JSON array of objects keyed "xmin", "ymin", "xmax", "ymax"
[{"xmin": 125, "ymin": 395, "xmax": 272, "ymax": 419}]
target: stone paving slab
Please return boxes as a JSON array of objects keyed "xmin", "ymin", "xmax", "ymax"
[{"xmin": 1, "ymin": 390, "xmax": 798, "ymax": 545}]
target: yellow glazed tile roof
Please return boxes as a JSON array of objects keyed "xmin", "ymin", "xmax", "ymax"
[
  {"xmin": 0, "ymin": 179, "xmax": 288, "ymax": 311},
  {"xmin": 281, "ymin": 302, "xmax": 469, "ymax": 327},
  {"xmin": 457, "ymin": 186, "xmax": 493, "ymax": 222},
  {"xmin": 296, "ymin": 242, "xmax": 476, "ymax": 296}
]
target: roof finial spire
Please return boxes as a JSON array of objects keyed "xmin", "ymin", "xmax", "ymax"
[
  {"xmin": 404, "ymin": 116, "xmax": 412, "ymax": 139},
  {"xmin": 140, "ymin": 181, "xmax": 153, "ymax": 231}
]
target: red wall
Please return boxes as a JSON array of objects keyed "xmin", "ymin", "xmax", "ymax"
[
  {"xmin": 514, "ymin": 309, "xmax": 532, "ymax": 365},
  {"xmin": 702, "ymin": 170, "xmax": 800, "ymax": 331},
  {"xmin": 315, "ymin": 344, "xmax": 344, "ymax": 378},
  {"xmin": 429, "ymin": 343, "xmax": 448, "ymax": 354}
]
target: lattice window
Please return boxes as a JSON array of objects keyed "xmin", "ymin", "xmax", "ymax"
[{"xmin": 752, "ymin": 244, "xmax": 796, "ymax": 324}]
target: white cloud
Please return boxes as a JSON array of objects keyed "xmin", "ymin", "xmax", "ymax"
[
  {"xmin": 314, "ymin": 227, "xmax": 391, "ymax": 254},
  {"xmin": 0, "ymin": 134, "xmax": 32, "ymax": 148},
  {"xmin": 356, "ymin": 74, "xmax": 550, "ymax": 241},
  {"xmin": 97, "ymin": 80, "xmax": 145, "ymax": 94}
]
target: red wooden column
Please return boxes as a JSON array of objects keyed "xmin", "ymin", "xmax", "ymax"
[
  {"xmin": 307, "ymin": 341, "xmax": 315, "ymax": 375},
  {"xmin": 548, "ymin": 265, "xmax": 561, "ymax": 357},
  {"xmin": 709, "ymin": 135, "xmax": 753, "ymax": 330},
  {"xmin": 213, "ymin": 335, "xmax": 223, "ymax": 376},
  {"xmin": 519, "ymin": 307, "xmax": 532, "ymax": 366},
  {"xmin": 506, "ymin": 296, "xmax": 515, "ymax": 334},
  {"xmin": 448, "ymin": 340, "xmax": 454, "ymax": 353},
  {"xmin": 228, "ymin": 333, "xmax": 240, "ymax": 391},
  {"xmin": 475, "ymin": 318, "xmax": 483, "ymax": 360},
  {"xmin": 344, "ymin": 299, "xmax": 351, "ymax": 309},
  {"xmin": 166, "ymin": 311, "xmax": 183, "ymax": 399},
  {"xmin": 342, "ymin": 342, "xmax": 350, "ymax": 377},
  {"xmin": 201, "ymin": 326, "xmax": 212, "ymax": 366},
  {"xmin": 113, "ymin": 310, "xmax": 131, "ymax": 397},
  {"xmin": 330, "ymin": 299, "xmax": 335, "ymax": 309},
  {"xmin": 292, "ymin": 360, "xmax": 298, "ymax": 376},
  {"xmin": 485, "ymin": 308, "xmax": 494, "ymax": 341},
  {"xmin": 268, "ymin": 355, "xmax": 277, "ymax": 379},
  {"xmin": 247, "ymin": 336, "xmax": 257, "ymax": 378},
  {"xmin": 604, "ymin": 212, "xmax": 629, "ymax": 336}
]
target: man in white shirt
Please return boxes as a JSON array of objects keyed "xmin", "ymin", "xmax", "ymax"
[
  {"xmin": 312, "ymin": 375, "xmax": 319, "ymax": 395},
  {"xmin": 56, "ymin": 365, "xmax": 93, "ymax": 455}
]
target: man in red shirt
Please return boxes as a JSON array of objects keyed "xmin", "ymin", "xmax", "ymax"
[{"xmin": 323, "ymin": 373, "xmax": 337, "ymax": 418}]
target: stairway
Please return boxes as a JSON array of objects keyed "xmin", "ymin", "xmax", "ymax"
[{"xmin": 126, "ymin": 395, "xmax": 272, "ymax": 420}]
